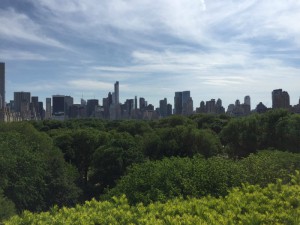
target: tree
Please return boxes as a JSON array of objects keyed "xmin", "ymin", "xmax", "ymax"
[
  {"xmin": 0, "ymin": 189, "xmax": 16, "ymax": 222},
  {"xmin": 220, "ymin": 115, "xmax": 261, "ymax": 157},
  {"xmin": 90, "ymin": 131, "xmax": 144, "ymax": 195},
  {"xmin": 0, "ymin": 122, "xmax": 81, "ymax": 212}
]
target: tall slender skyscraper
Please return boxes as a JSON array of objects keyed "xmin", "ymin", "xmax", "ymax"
[
  {"xmin": 114, "ymin": 81, "xmax": 119, "ymax": 105},
  {"xmin": 0, "ymin": 63, "xmax": 5, "ymax": 109},
  {"xmin": 45, "ymin": 98, "xmax": 51, "ymax": 119}
]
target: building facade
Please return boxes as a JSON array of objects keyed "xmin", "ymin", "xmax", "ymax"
[
  {"xmin": 272, "ymin": 89, "xmax": 290, "ymax": 109},
  {"xmin": 0, "ymin": 63, "xmax": 5, "ymax": 109}
]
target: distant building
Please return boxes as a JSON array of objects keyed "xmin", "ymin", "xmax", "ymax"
[
  {"xmin": 174, "ymin": 92, "xmax": 182, "ymax": 115},
  {"xmin": 134, "ymin": 96, "xmax": 137, "ymax": 110},
  {"xmin": 52, "ymin": 95, "xmax": 65, "ymax": 116},
  {"xmin": 14, "ymin": 92, "xmax": 31, "ymax": 119},
  {"xmin": 69, "ymin": 104, "xmax": 86, "ymax": 119},
  {"xmin": 114, "ymin": 81, "xmax": 119, "ymax": 104},
  {"xmin": 255, "ymin": 102, "xmax": 268, "ymax": 114},
  {"xmin": 159, "ymin": 98, "xmax": 168, "ymax": 118},
  {"xmin": 45, "ymin": 98, "xmax": 51, "ymax": 119},
  {"xmin": 244, "ymin": 95, "xmax": 251, "ymax": 108},
  {"xmin": 272, "ymin": 89, "xmax": 290, "ymax": 109},
  {"xmin": 174, "ymin": 91, "xmax": 193, "ymax": 115},
  {"xmin": 167, "ymin": 103, "xmax": 172, "ymax": 117},
  {"xmin": 86, "ymin": 99, "xmax": 99, "ymax": 117},
  {"xmin": 139, "ymin": 97, "xmax": 146, "ymax": 111},
  {"xmin": 52, "ymin": 95, "xmax": 73, "ymax": 119},
  {"xmin": 196, "ymin": 98, "xmax": 224, "ymax": 114},
  {"xmin": 226, "ymin": 96, "xmax": 251, "ymax": 117},
  {"xmin": 0, "ymin": 63, "xmax": 5, "ymax": 109}
]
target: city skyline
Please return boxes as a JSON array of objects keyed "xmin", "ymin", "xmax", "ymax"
[{"xmin": 1, "ymin": 1, "xmax": 300, "ymax": 108}]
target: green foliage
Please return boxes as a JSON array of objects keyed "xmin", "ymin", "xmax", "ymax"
[
  {"xmin": 275, "ymin": 114, "xmax": 300, "ymax": 153},
  {"xmin": 0, "ymin": 122, "xmax": 81, "ymax": 213},
  {"xmin": 220, "ymin": 115, "xmax": 261, "ymax": 157},
  {"xmin": 144, "ymin": 126, "xmax": 222, "ymax": 159},
  {"xmin": 237, "ymin": 150, "xmax": 300, "ymax": 186},
  {"xmin": 190, "ymin": 113, "xmax": 231, "ymax": 134},
  {"xmin": 5, "ymin": 171, "xmax": 300, "ymax": 225},
  {"xmin": 152, "ymin": 115, "xmax": 196, "ymax": 129},
  {"xmin": 104, "ymin": 151, "xmax": 300, "ymax": 205},
  {"xmin": 116, "ymin": 120, "xmax": 153, "ymax": 136},
  {"xmin": 90, "ymin": 131, "xmax": 145, "ymax": 195},
  {"xmin": 0, "ymin": 190, "xmax": 16, "ymax": 222},
  {"xmin": 220, "ymin": 109, "xmax": 300, "ymax": 157}
]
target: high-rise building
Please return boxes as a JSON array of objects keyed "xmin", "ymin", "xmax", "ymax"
[
  {"xmin": 52, "ymin": 95, "xmax": 65, "ymax": 116},
  {"xmin": 174, "ymin": 92, "xmax": 183, "ymax": 115},
  {"xmin": 86, "ymin": 99, "xmax": 99, "ymax": 117},
  {"xmin": 52, "ymin": 95, "xmax": 73, "ymax": 119},
  {"xmin": 272, "ymin": 89, "xmax": 290, "ymax": 109},
  {"xmin": 139, "ymin": 97, "xmax": 146, "ymax": 110},
  {"xmin": 124, "ymin": 99, "xmax": 134, "ymax": 117},
  {"xmin": 174, "ymin": 91, "xmax": 193, "ymax": 115},
  {"xmin": 0, "ymin": 63, "xmax": 5, "ymax": 109},
  {"xmin": 14, "ymin": 92, "xmax": 31, "ymax": 113},
  {"xmin": 159, "ymin": 98, "xmax": 168, "ymax": 118},
  {"xmin": 114, "ymin": 81, "xmax": 119, "ymax": 105},
  {"xmin": 38, "ymin": 102, "xmax": 44, "ymax": 119},
  {"xmin": 244, "ymin": 96, "xmax": 251, "ymax": 108},
  {"xmin": 31, "ymin": 96, "xmax": 39, "ymax": 119},
  {"xmin": 167, "ymin": 103, "xmax": 172, "ymax": 116},
  {"xmin": 134, "ymin": 96, "xmax": 137, "ymax": 110},
  {"xmin": 182, "ymin": 91, "xmax": 193, "ymax": 115},
  {"xmin": 64, "ymin": 96, "xmax": 73, "ymax": 117},
  {"xmin": 206, "ymin": 99, "xmax": 216, "ymax": 113},
  {"xmin": 45, "ymin": 98, "xmax": 51, "ymax": 119}
]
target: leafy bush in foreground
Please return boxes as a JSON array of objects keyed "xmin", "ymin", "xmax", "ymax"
[
  {"xmin": 104, "ymin": 150, "xmax": 300, "ymax": 204},
  {"xmin": 5, "ymin": 171, "xmax": 300, "ymax": 225}
]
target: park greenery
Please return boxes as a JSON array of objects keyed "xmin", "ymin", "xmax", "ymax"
[
  {"xmin": 5, "ymin": 171, "xmax": 300, "ymax": 224},
  {"xmin": 1, "ymin": 109, "xmax": 300, "ymax": 223}
]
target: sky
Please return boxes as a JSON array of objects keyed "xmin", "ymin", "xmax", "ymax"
[{"xmin": 1, "ymin": 0, "xmax": 300, "ymax": 109}]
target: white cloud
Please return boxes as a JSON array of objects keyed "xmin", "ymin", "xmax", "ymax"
[
  {"xmin": 0, "ymin": 8, "xmax": 68, "ymax": 49},
  {"xmin": 4, "ymin": 0, "xmax": 300, "ymax": 108},
  {"xmin": 0, "ymin": 50, "xmax": 48, "ymax": 61},
  {"xmin": 67, "ymin": 80, "xmax": 113, "ymax": 91}
]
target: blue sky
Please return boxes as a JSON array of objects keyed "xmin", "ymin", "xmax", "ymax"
[{"xmin": 1, "ymin": 0, "xmax": 300, "ymax": 109}]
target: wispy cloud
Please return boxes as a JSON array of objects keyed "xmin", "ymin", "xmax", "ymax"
[
  {"xmin": 3, "ymin": 0, "xmax": 300, "ymax": 107},
  {"xmin": 0, "ymin": 8, "xmax": 68, "ymax": 49},
  {"xmin": 67, "ymin": 80, "xmax": 113, "ymax": 91},
  {"xmin": 0, "ymin": 50, "xmax": 48, "ymax": 61}
]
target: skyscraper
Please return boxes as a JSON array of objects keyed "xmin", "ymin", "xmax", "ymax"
[
  {"xmin": 134, "ymin": 96, "xmax": 137, "ymax": 110},
  {"xmin": 159, "ymin": 98, "xmax": 168, "ymax": 118},
  {"xmin": 86, "ymin": 99, "xmax": 99, "ymax": 117},
  {"xmin": 31, "ymin": 96, "xmax": 39, "ymax": 118},
  {"xmin": 45, "ymin": 98, "xmax": 51, "ymax": 119},
  {"xmin": 14, "ymin": 92, "xmax": 31, "ymax": 113},
  {"xmin": 174, "ymin": 92, "xmax": 182, "ymax": 114},
  {"xmin": 139, "ymin": 97, "xmax": 146, "ymax": 110},
  {"xmin": 114, "ymin": 81, "xmax": 119, "ymax": 105},
  {"xmin": 174, "ymin": 91, "xmax": 193, "ymax": 115},
  {"xmin": 244, "ymin": 95, "xmax": 251, "ymax": 108},
  {"xmin": 52, "ymin": 95, "xmax": 65, "ymax": 116},
  {"xmin": 272, "ymin": 89, "xmax": 290, "ymax": 109},
  {"xmin": 0, "ymin": 63, "xmax": 5, "ymax": 109}
]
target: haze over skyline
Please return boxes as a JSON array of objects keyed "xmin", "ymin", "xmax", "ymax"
[{"xmin": 1, "ymin": 0, "xmax": 300, "ymax": 108}]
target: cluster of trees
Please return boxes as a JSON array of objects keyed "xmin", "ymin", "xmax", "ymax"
[
  {"xmin": 104, "ymin": 151, "xmax": 300, "ymax": 204},
  {"xmin": 1, "ymin": 109, "xmax": 300, "ymax": 221},
  {"xmin": 6, "ymin": 171, "xmax": 300, "ymax": 224},
  {"xmin": 0, "ymin": 123, "xmax": 81, "ymax": 221}
]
